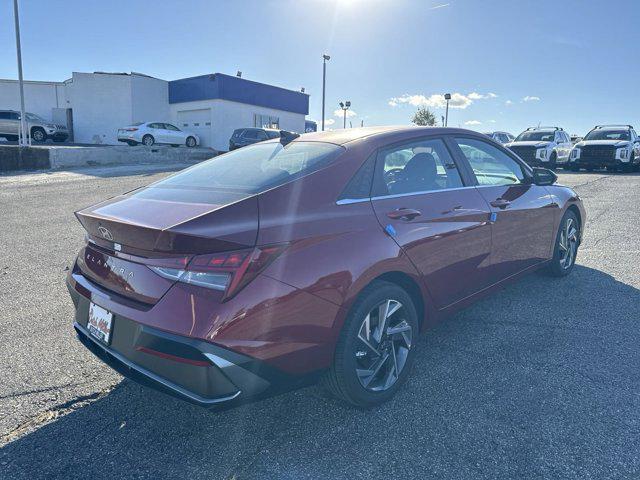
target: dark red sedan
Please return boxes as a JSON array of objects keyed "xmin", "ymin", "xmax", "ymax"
[{"xmin": 67, "ymin": 126, "xmax": 585, "ymax": 408}]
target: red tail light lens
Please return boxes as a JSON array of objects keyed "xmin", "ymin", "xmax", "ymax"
[
  {"xmin": 125, "ymin": 127, "xmax": 138, "ymax": 132},
  {"xmin": 149, "ymin": 244, "xmax": 287, "ymax": 300}
]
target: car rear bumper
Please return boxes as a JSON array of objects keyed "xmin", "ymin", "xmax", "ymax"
[{"xmin": 67, "ymin": 273, "xmax": 302, "ymax": 408}]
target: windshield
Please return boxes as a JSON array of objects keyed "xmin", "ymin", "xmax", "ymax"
[
  {"xmin": 515, "ymin": 131, "xmax": 555, "ymax": 142},
  {"xmin": 144, "ymin": 141, "xmax": 344, "ymax": 195},
  {"xmin": 25, "ymin": 113, "xmax": 47, "ymax": 122},
  {"xmin": 585, "ymin": 129, "xmax": 630, "ymax": 141}
]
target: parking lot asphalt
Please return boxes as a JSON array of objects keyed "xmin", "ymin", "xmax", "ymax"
[{"xmin": 1, "ymin": 165, "xmax": 639, "ymax": 479}]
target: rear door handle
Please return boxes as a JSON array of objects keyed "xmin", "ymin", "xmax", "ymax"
[
  {"xmin": 490, "ymin": 198, "xmax": 511, "ymax": 209},
  {"xmin": 387, "ymin": 208, "xmax": 421, "ymax": 220}
]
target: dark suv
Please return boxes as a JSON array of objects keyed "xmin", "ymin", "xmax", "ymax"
[{"xmin": 229, "ymin": 128, "xmax": 280, "ymax": 151}]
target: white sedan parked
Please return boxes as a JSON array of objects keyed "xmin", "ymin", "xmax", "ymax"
[{"xmin": 117, "ymin": 122, "xmax": 200, "ymax": 147}]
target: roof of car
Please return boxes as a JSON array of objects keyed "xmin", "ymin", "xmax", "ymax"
[{"xmin": 294, "ymin": 126, "xmax": 479, "ymax": 146}]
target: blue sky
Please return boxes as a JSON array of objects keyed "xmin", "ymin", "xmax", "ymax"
[{"xmin": 1, "ymin": 0, "xmax": 638, "ymax": 136}]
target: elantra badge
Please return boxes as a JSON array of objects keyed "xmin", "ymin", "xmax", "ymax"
[{"xmin": 98, "ymin": 226, "xmax": 114, "ymax": 241}]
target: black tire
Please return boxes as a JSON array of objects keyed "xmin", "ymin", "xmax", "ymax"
[
  {"xmin": 567, "ymin": 164, "xmax": 579, "ymax": 172},
  {"xmin": 549, "ymin": 152, "xmax": 557, "ymax": 170},
  {"xmin": 622, "ymin": 153, "xmax": 635, "ymax": 173},
  {"xmin": 323, "ymin": 280, "xmax": 419, "ymax": 408},
  {"xmin": 142, "ymin": 134, "xmax": 155, "ymax": 147},
  {"xmin": 186, "ymin": 136, "xmax": 197, "ymax": 148},
  {"xmin": 31, "ymin": 127, "xmax": 46, "ymax": 143},
  {"xmin": 544, "ymin": 210, "xmax": 579, "ymax": 277}
]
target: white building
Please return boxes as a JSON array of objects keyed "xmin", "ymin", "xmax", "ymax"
[{"xmin": 0, "ymin": 71, "xmax": 309, "ymax": 150}]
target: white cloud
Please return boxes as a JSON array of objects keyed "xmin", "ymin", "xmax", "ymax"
[
  {"xmin": 489, "ymin": 119, "xmax": 497, "ymax": 123},
  {"xmin": 388, "ymin": 91, "xmax": 498, "ymax": 110},
  {"xmin": 464, "ymin": 120, "xmax": 482, "ymax": 126},
  {"xmin": 505, "ymin": 100, "xmax": 513, "ymax": 105},
  {"xmin": 333, "ymin": 108, "xmax": 357, "ymax": 118},
  {"xmin": 429, "ymin": 3, "xmax": 450, "ymax": 9},
  {"xmin": 324, "ymin": 118, "xmax": 335, "ymax": 126},
  {"xmin": 523, "ymin": 96, "xmax": 540, "ymax": 102}
]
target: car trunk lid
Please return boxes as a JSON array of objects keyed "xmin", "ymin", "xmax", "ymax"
[{"xmin": 75, "ymin": 187, "xmax": 258, "ymax": 303}]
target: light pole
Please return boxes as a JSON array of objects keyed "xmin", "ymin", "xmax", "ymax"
[
  {"xmin": 338, "ymin": 101, "xmax": 351, "ymax": 129},
  {"xmin": 321, "ymin": 54, "xmax": 330, "ymax": 131},
  {"xmin": 444, "ymin": 93, "xmax": 451, "ymax": 127},
  {"xmin": 13, "ymin": 0, "xmax": 28, "ymax": 147}
]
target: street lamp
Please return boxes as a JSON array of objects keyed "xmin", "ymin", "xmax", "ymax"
[
  {"xmin": 444, "ymin": 93, "xmax": 451, "ymax": 127},
  {"xmin": 338, "ymin": 101, "xmax": 351, "ymax": 129},
  {"xmin": 321, "ymin": 54, "xmax": 330, "ymax": 131},
  {"xmin": 13, "ymin": 0, "xmax": 28, "ymax": 147}
]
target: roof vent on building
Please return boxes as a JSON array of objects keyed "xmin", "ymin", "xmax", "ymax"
[{"xmin": 236, "ymin": 71, "xmax": 242, "ymax": 78}]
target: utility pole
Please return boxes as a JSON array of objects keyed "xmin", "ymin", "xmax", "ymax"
[
  {"xmin": 444, "ymin": 93, "xmax": 451, "ymax": 127},
  {"xmin": 13, "ymin": 0, "xmax": 28, "ymax": 146},
  {"xmin": 321, "ymin": 54, "xmax": 330, "ymax": 131}
]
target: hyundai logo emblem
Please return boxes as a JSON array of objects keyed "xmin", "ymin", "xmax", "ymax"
[{"xmin": 98, "ymin": 226, "xmax": 114, "ymax": 241}]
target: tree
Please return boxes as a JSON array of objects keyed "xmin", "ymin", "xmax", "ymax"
[{"xmin": 411, "ymin": 107, "xmax": 438, "ymax": 126}]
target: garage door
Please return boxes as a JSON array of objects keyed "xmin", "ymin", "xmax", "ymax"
[{"xmin": 177, "ymin": 109, "xmax": 211, "ymax": 147}]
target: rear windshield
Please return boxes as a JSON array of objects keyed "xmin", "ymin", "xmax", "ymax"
[
  {"xmin": 144, "ymin": 141, "xmax": 344, "ymax": 195},
  {"xmin": 515, "ymin": 131, "xmax": 555, "ymax": 142},
  {"xmin": 584, "ymin": 129, "xmax": 630, "ymax": 141},
  {"xmin": 265, "ymin": 130, "xmax": 280, "ymax": 139}
]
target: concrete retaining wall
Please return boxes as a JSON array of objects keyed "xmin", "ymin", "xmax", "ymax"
[
  {"xmin": 0, "ymin": 145, "xmax": 217, "ymax": 172},
  {"xmin": 0, "ymin": 146, "xmax": 51, "ymax": 172}
]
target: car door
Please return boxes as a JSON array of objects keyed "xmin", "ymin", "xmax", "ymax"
[
  {"xmin": 148, "ymin": 123, "xmax": 167, "ymax": 144},
  {"xmin": 555, "ymin": 132, "xmax": 570, "ymax": 162},
  {"xmin": 6, "ymin": 112, "xmax": 20, "ymax": 136},
  {"xmin": 163, "ymin": 123, "xmax": 184, "ymax": 144},
  {"xmin": 370, "ymin": 136, "xmax": 493, "ymax": 309},
  {"xmin": 0, "ymin": 112, "xmax": 11, "ymax": 136},
  {"xmin": 452, "ymin": 136, "xmax": 557, "ymax": 283}
]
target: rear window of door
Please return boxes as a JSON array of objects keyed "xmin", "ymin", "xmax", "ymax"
[
  {"xmin": 164, "ymin": 123, "xmax": 180, "ymax": 131},
  {"xmin": 455, "ymin": 137, "xmax": 525, "ymax": 186},
  {"xmin": 373, "ymin": 138, "xmax": 463, "ymax": 197}
]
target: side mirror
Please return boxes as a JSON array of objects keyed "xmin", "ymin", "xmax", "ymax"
[{"xmin": 532, "ymin": 167, "xmax": 557, "ymax": 186}]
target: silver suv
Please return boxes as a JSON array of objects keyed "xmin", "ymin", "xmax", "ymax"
[
  {"xmin": 506, "ymin": 126, "xmax": 572, "ymax": 170},
  {"xmin": 0, "ymin": 110, "xmax": 69, "ymax": 143}
]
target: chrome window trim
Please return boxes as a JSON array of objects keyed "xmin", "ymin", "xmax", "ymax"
[{"xmin": 335, "ymin": 183, "xmax": 528, "ymax": 205}]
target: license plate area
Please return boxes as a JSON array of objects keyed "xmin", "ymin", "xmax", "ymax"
[{"xmin": 87, "ymin": 303, "xmax": 113, "ymax": 345}]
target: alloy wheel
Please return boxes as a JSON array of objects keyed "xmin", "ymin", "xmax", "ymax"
[
  {"xmin": 559, "ymin": 217, "xmax": 578, "ymax": 269},
  {"xmin": 32, "ymin": 129, "xmax": 45, "ymax": 142},
  {"xmin": 354, "ymin": 299, "xmax": 413, "ymax": 392}
]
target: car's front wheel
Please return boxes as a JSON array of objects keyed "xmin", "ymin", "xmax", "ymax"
[
  {"xmin": 323, "ymin": 280, "xmax": 419, "ymax": 408},
  {"xmin": 186, "ymin": 136, "xmax": 197, "ymax": 148},
  {"xmin": 545, "ymin": 210, "xmax": 579, "ymax": 277},
  {"xmin": 31, "ymin": 127, "xmax": 46, "ymax": 143}
]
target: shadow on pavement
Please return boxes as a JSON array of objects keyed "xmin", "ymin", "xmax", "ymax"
[{"xmin": 2, "ymin": 265, "xmax": 640, "ymax": 479}]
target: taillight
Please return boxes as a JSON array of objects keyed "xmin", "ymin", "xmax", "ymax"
[
  {"xmin": 148, "ymin": 245, "xmax": 287, "ymax": 299},
  {"xmin": 125, "ymin": 127, "xmax": 138, "ymax": 132}
]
